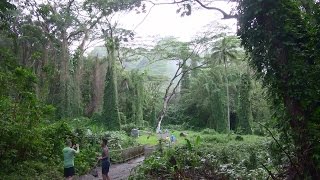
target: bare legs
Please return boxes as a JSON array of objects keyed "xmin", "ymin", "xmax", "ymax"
[{"xmin": 102, "ymin": 174, "xmax": 111, "ymax": 180}]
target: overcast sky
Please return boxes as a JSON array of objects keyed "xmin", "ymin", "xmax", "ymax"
[
  {"xmin": 119, "ymin": 1, "xmax": 237, "ymax": 42},
  {"xmin": 85, "ymin": 1, "xmax": 237, "ymax": 50},
  {"xmin": 71, "ymin": 1, "xmax": 237, "ymax": 53}
]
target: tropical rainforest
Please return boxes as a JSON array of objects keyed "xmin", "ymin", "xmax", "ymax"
[{"xmin": 1, "ymin": 0, "xmax": 320, "ymax": 179}]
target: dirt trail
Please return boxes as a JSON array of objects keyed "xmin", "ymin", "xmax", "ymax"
[{"xmin": 77, "ymin": 156, "xmax": 144, "ymax": 180}]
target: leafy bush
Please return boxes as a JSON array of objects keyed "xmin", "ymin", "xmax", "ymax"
[
  {"xmin": 251, "ymin": 122, "xmax": 266, "ymax": 136},
  {"xmin": 101, "ymin": 130, "xmax": 136, "ymax": 149},
  {"xmin": 0, "ymin": 52, "xmax": 63, "ymax": 178},
  {"xmin": 201, "ymin": 135, "xmax": 229, "ymax": 144},
  {"xmin": 130, "ymin": 135, "xmax": 274, "ymax": 179},
  {"xmin": 201, "ymin": 128, "xmax": 217, "ymax": 135},
  {"xmin": 121, "ymin": 123, "xmax": 138, "ymax": 135},
  {"xmin": 1, "ymin": 161, "xmax": 63, "ymax": 180},
  {"xmin": 162, "ymin": 122, "xmax": 191, "ymax": 131},
  {"xmin": 235, "ymin": 135, "xmax": 244, "ymax": 141}
]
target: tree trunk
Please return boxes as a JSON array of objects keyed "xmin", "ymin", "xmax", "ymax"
[
  {"xmin": 285, "ymin": 96, "xmax": 319, "ymax": 179},
  {"xmin": 59, "ymin": 30, "xmax": 70, "ymax": 118},
  {"xmin": 224, "ymin": 56, "xmax": 230, "ymax": 132},
  {"xmin": 85, "ymin": 57, "xmax": 107, "ymax": 116},
  {"xmin": 156, "ymin": 58, "xmax": 205, "ymax": 132},
  {"xmin": 279, "ymin": 44, "xmax": 319, "ymax": 178},
  {"xmin": 75, "ymin": 30, "xmax": 90, "ymax": 116},
  {"xmin": 156, "ymin": 95, "xmax": 170, "ymax": 133},
  {"xmin": 103, "ymin": 38, "xmax": 121, "ymax": 130},
  {"xmin": 156, "ymin": 60, "xmax": 185, "ymax": 133}
]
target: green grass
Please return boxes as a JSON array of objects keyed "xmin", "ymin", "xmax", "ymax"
[
  {"xmin": 137, "ymin": 130, "xmax": 200, "ymax": 145},
  {"xmin": 137, "ymin": 133, "xmax": 159, "ymax": 145},
  {"xmin": 137, "ymin": 130, "xmax": 267, "ymax": 147}
]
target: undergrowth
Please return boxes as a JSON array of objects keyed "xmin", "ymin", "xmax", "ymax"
[{"xmin": 130, "ymin": 133, "xmax": 284, "ymax": 179}]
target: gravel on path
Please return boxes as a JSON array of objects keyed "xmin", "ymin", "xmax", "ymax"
[{"xmin": 77, "ymin": 156, "xmax": 144, "ymax": 180}]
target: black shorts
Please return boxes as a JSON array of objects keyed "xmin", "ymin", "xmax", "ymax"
[
  {"xmin": 102, "ymin": 159, "xmax": 110, "ymax": 175},
  {"xmin": 64, "ymin": 167, "xmax": 75, "ymax": 177}
]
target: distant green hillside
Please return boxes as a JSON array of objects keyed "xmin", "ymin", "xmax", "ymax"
[{"xmin": 88, "ymin": 46, "xmax": 180, "ymax": 88}]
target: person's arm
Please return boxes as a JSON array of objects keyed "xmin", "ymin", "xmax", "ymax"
[
  {"xmin": 99, "ymin": 147, "xmax": 109, "ymax": 160},
  {"xmin": 73, "ymin": 144, "xmax": 80, "ymax": 154}
]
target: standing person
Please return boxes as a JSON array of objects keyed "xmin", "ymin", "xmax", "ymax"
[
  {"xmin": 170, "ymin": 134, "xmax": 176, "ymax": 144},
  {"xmin": 99, "ymin": 138, "xmax": 111, "ymax": 180},
  {"xmin": 62, "ymin": 140, "xmax": 80, "ymax": 180}
]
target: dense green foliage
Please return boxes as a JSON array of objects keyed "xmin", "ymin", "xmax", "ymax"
[
  {"xmin": 237, "ymin": 73, "xmax": 252, "ymax": 134},
  {"xmin": 130, "ymin": 133, "xmax": 275, "ymax": 179},
  {"xmin": 4, "ymin": 0, "xmax": 314, "ymax": 178},
  {"xmin": 0, "ymin": 0, "xmax": 142, "ymax": 178},
  {"xmin": 103, "ymin": 39, "xmax": 121, "ymax": 130},
  {"xmin": 0, "ymin": 48, "xmax": 59, "ymax": 178},
  {"xmin": 238, "ymin": 0, "xmax": 320, "ymax": 177},
  {"xmin": 162, "ymin": 37, "xmax": 270, "ymax": 134}
]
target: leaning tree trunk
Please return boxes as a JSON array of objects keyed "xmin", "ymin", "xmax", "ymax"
[
  {"xmin": 156, "ymin": 60, "xmax": 186, "ymax": 133},
  {"xmin": 156, "ymin": 58, "xmax": 204, "ymax": 132}
]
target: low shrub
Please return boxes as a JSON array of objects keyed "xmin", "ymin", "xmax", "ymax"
[
  {"xmin": 130, "ymin": 135, "xmax": 274, "ymax": 179},
  {"xmin": 201, "ymin": 128, "xmax": 217, "ymax": 135},
  {"xmin": 121, "ymin": 123, "xmax": 137, "ymax": 136},
  {"xmin": 235, "ymin": 135, "xmax": 244, "ymax": 141}
]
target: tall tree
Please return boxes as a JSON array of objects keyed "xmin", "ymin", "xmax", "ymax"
[
  {"xmin": 149, "ymin": 38, "xmax": 204, "ymax": 132},
  {"xmin": 103, "ymin": 34, "xmax": 121, "ymax": 130},
  {"xmin": 238, "ymin": 0, "xmax": 320, "ymax": 178},
  {"xmin": 210, "ymin": 36, "xmax": 240, "ymax": 131},
  {"xmin": 185, "ymin": 67, "xmax": 227, "ymax": 130},
  {"xmin": 11, "ymin": 0, "xmax": 145, "ymax": 118},
  {"xmin": 237, "ymin": 73, "xmax": 252, "ymax": 134}
]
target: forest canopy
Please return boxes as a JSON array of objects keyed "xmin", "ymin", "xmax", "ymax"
[{"xmin": 1, "ymin": 0, "xmax": 319, "ymax": 179}]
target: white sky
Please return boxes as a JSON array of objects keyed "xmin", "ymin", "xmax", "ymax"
[
  {"xmin": 20, "ymin": 0, "xmax": 237, "ymax": 52},
  {"xmin": 86, "ymin": 1, "xmax": 237, "ymax": 51},
  {"xmin": 121, "ymin": 1, "xmax": 237, "ymax": 42}
]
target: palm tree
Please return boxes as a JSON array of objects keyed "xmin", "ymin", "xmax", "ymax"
[{"xmin": 210, "ymin": 36, "xmax": 240, "ymax": 131}]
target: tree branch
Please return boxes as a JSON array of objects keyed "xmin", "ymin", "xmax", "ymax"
[
  {"xmin": 258, "ymin": 122, "xmax": 299, "ymax": 172},
  {"xmin": 145, "ymin": 0, "xmax": 189, "ymax": 5},
  {"xmin": 156, "ymin": 43, "xmax": 204, "ymax": 132},
  {"xmin": 66, "ymin": 0, "xmax": 75, "ymax": 13},
  {"xmin": 145, "ymin": 0, "xmax": 238, "ymax": 19},
  {"xmin": 260, "ymin": 162, "xmax": 277, "ymax": 180},
  {"xmin": 68, "ymin": 13, "xmax": 104, "ymax": 41},
  {"xmin": 193, "ymin": 0, "xmax": 238, "ymax": 19},
  {"xmin": 134, "ymin": 4, "xmax": 155, "ymax": 31},
  {"xmin": 67, "ymin": 30, "xmax": 85, "ymax": 40}
]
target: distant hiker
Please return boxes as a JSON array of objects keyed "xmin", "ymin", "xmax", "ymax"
[
  {"xmin": 99, "ymin": 138, "xmax": 111, "ymax": 180},
  {"xmin": 165, "ymin": 135, "xmax": 170, "ymax": 142},
  {"xmin": 170, "ymin": 134, "xmax": 176, "ymax": 143},
  {"xmin": 63, "ymin": 140, "xmax": 79, "ymax": 180},
  {"xmin": 147, "ymin": 131, "xmax": 152, "ymax": 139}
]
